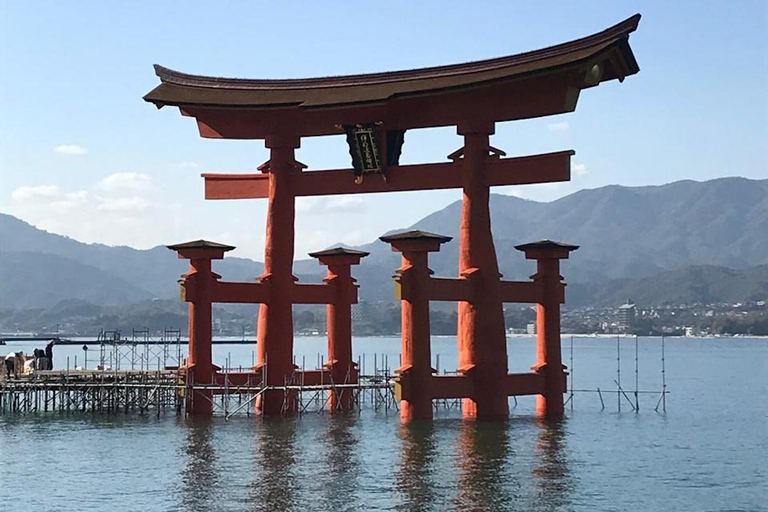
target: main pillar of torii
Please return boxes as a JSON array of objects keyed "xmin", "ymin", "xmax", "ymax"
[{"xmin": 145, "ymin": 15, "xmax": 641, "ymax": 417}]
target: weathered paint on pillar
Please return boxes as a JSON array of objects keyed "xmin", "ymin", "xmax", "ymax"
[
  {"xmin": 256, "ymin": 135, "xmax": 301, "ymax": 415},
  {"xmin": 168, "ymin": 241, "xmax": 234, "ymax": 416},
  {"xmin": 381, "ymin": 231, "xmax": 451, "ymax": 421},
  {"xmin": 516, "ymin": 240, "xmax": 578, "ymax": 419},
  {"xmin": 456, "ymin": 121, "xmax": 509, "ymax": 419},
  {"xmin": 309, "ymin": 248, "xmax": 368, "ymax": 411}
]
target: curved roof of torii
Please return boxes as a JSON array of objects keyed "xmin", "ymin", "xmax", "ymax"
[{"xmin": 144, "ymin": 14, "xmax": 641, "ymax": 138}]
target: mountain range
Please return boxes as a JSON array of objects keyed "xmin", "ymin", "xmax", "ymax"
[{"xmin": 1, "ymin": 177, "xmax": 766, "ymax": 311}]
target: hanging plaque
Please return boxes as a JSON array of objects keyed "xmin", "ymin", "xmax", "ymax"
[{"xmin": 343, "ymin": 124, "xmax": 381, "ymax": 176}]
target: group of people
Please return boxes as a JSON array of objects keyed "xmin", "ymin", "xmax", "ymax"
[{"xmin": 3, "ymin": 342, "xmax": 53, "ymax": 379}]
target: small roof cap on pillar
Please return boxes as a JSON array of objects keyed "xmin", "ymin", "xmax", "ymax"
[
  {"xmin": 515, "ymin": 239, "xmax": 579, "ymax": 260},
  {"xmin": 514, "ymin": 240, "xmax": 579, "ymax": 252},
  {"xmin": 167, "ymin": 240, "xmax": 236, "ymax": 252},
  {"xmin": 167, "ymin": 239, "xmax": 235, "ymax": 260},
  {"xmin": 308, "ymin": 246, "xmax": 369, "ymax": 266},
  {"xmin": 308, "ymin": 247, "xmax": 370, "ymax": 258},
  {"xmin": 380, "ymin": 230, "xmax": 452, "ymax": 253},
  {"xmin": 379, "ymin": 230, "xmax": 452, "ymax": 244}
]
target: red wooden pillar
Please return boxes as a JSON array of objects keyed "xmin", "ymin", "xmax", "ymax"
[
  {"xmin": 256, "ymin": 135, "xmax": 301, "ymax": 415},
  {"xmin": 456, "ymin": 121, "xmax": 509, "ymax": 419},
  {"xmin": 168, "ymin": 240, "xmax": 235, "ymax": 416},
  {"xmin": 515, "ymin": 240, "xmax": 578, "ymax": 418},
  {"xmin": 381, "ymin": 231, "xmax": 451, "ymax": 421},
  {"xmin": 308, "ymin": 247, "xmax": 369, "ymax": 411}
]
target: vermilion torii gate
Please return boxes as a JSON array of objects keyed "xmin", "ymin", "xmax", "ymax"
[{"xmin": 146, "ymin": 15, "xmax": 640, "ymax": 418}]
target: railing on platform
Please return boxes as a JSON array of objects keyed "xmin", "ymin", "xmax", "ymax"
[{"xmin": 95, "ymin": 328, "xmax": 183, "ymax": 372}]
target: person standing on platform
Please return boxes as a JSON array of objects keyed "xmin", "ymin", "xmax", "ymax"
[
  {"xmin": 45, "ymin": 341, "xmax": 54, "ymax": 369},
  {"xmin": 5, "ymin": 352, "xmax": 17, "ymax": 379}
]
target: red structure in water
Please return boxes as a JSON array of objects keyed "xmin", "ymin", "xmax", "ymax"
[
  {"xmin": 168, "ymin": 240, "xmax": 366, "ymax": 415},
  {"xmin": 148, "ymin": 16, "xmax": 640, "ymax": 418},
  {"xmin": 381, "ymin": 232, "xmax": 578, "ymax": 420}
]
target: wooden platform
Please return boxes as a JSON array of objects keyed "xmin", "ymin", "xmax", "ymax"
[{"xmin": 0, "ymin": 369, "xmax": 406, "ymax": 417}]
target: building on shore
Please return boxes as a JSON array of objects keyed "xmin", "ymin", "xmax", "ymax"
[{"xmin": 618, "ymin": 301, "xmax": 636, "ymax": 332}]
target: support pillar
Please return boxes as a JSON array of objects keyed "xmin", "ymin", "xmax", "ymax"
[
  {"xmin": 168, "ymin": 240, "xmax": 235, "ymax": 416},
  {"xmin": 308, "ymin": 248, "xmax": 369, "ymax": 411},
  {"xmin": 515, "ymin": 240, "xmax": 578, "ymax": 419},
  {"xmin": 456, "ymin": 121, "xmax": 509, "ymax": 419},
  {"xmin": 381, "ymin": 231, "xmax": 451, "ymax": 421},
  {"xmin": 256, "ymin": 135, "xmax": 301, "ymax": 415}
]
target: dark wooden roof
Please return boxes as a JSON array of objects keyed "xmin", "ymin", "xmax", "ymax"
[
  {"xmin": 379, "ymin": 230, "xmax": 453, "ymax": 244},
  {"xmin": 308, "ymin": 247, "xmax": 370, "ymax": 258},
  {"xmin": 167, "ymin": 240, "xmax": 236, "ymax": 252},
  {"xmin": 144, "ymin": 15, "xmax": 640, "ymax": 111},
  {"xmin": 514, "ymin": 240, "xmax": 579, "ymax": 252}
]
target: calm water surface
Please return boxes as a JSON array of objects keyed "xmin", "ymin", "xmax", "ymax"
[{"xmin": 1, "ymin": 337, "xmax": 766, "ymax": 511}]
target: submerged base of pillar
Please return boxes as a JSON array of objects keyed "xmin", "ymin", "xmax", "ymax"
[
  {"xmin": 328, "ymin": 390, "xmax": 356, "ymax": 412},
  {"xmin": 533, "ymin": 365, "xmax": 567, "ymax": 419},
  {"xmin": 394, "ymin": 372, "xmax": 433, "ymax": 421},
  {"xmin": 187, "ymin": 389, "xmax": 213, "ymax": 416},
  {"xmin": 255, "ymin": 389, "xmax": 298, "ymax": 416},
  {"xmin": 185, "ymin": 366, "xmax": 215, "ymax": 416},
  {"xmin": 461, "ymin": 397, "xmax": 510, "ymax": 420},
  {"xmin": 536, "ymin": 394, "xmax": 565, "ymax": 419},
  {"xmin": 460, "ymin": 368, "xmax": 510, "ymax": 419},
  {"xmin": 325, "ymin": 363, "xmax": 358, "ymax": 412},
  {"xmin": 400, "ymin": 400, "xmax": 434, "ymax": 421}
]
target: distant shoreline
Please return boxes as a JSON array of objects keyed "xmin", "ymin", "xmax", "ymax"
[{"xmin": 3, "ymin": 333, "xmax": 767, "ymax": 345}]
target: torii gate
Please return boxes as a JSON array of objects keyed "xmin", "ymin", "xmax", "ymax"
[{"xmin": 145, "ymin": 15, "xmax": 640, "ymax": 418}]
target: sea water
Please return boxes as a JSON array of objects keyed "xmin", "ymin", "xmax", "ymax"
[{"xmin": 1, "ymin": 337, "xmax": 765, "ymax": 511}]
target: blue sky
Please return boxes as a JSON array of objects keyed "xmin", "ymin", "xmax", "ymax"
[{"xmin": 1, "ymin": 2, "xmax": 766, "ymax": 260}]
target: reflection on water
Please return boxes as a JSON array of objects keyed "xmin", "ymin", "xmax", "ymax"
[
  {"xmin": 320, "ymin": 415, "xmax": 361, "ymax": 511},
  {"xmin": 248, "ymin": 418, "xmax": 298, "ymax": 512},
  {"xmin": 178, "ymin": 417, "xmax": 222, "ymax": 512},
  {"xmin": 397, "ymin": 421, "xmax": 438, "ymax": 511},
  {"xmin": 531, "ymin": 418, "xmax": 574, "ymax": 512},
  {"xmin": 454, "ymin": 419, "xmax": 517, "ymax": 511}
]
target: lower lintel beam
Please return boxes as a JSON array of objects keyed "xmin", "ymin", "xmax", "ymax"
[
  {"xmin": 292, "ymin": 283, "xmax": 333, "ymax": 304},
  {"xmin": 428, "ymin": 277, "xmax": 473, "ymax": 302},
  {"xmin": 212, "ymin": 282, "xmax": 269, "ymax": 304},
  {"xmin": 429, "ymin": 375, "xmax": 474, "ymax": 399},
  {"xmin": 203, "ymin": 150, "xmax": 573, "ymax": 200},
  {"xmin": 499, "ymin": 281, "xmax": 544, "ymax": 304},
  {"xmin": 505, "ymin": 372, "xmax": 546, "ymax": 396},
  {"xmin": 299, "ymin": 369, "xmax": 333, "ymax": 386}
]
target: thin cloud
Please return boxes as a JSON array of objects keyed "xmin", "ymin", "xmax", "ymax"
[
  {"xmin": 95, "ymin": 172, "xmax": 153, "ymax": 194},
  {"xmin": 6, "ymin": 173, "xmax": 178, "ymax": 249},
  {"xmin": 54, "ymin": 145, "xmax": 87, "ymax": 155},
  {"xmin": 11, "ymin": 185, "xmax": 60, "ymax": 201},
  {"xmin": 572, "ymin": 163, "xmax": 588, "ymax": 177},
  {"xmin": 547, "ymin": 122, "xmax": 570, "ymax": 132}
]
